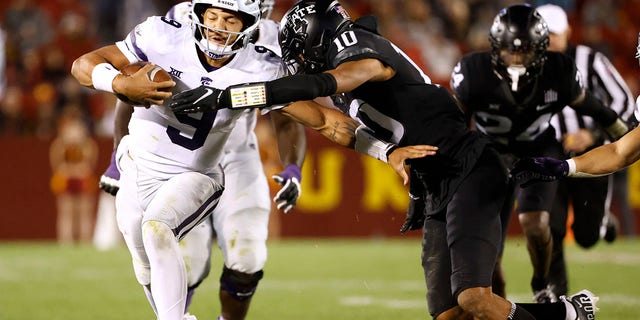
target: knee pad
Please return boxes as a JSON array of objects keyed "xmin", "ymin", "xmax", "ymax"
[{"xmin": 219, "ymin": 266, "xmax": 264, "ymax": 301}]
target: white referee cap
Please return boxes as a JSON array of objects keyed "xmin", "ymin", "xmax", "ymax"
[{"xmin": 536, "ymin": 4, "xmax": 569, "ymax": 34}]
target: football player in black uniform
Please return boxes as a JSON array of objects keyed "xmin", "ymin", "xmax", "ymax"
[
  {"xmin": 450, "ymin": 3, "xmax": 628, "ymax": 305},
  {"xmin": 536, "ymin": 3, "xmax": 635, "ymax": 299},
  {"xmin": 170, "ymin": 1, "xmax": 600, "ymax": 319},
  {"xmin": 511, "ymin": 31, "xmax": 640, "ymax": 202}
]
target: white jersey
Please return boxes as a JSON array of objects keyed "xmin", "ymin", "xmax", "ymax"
[
  {"xmin": 116, "ymin": 16, "xmax": 286, "ymax": 174},
  {"xmin": 222, "ymin": 18, "xmax": 282, "ymax": 154}
]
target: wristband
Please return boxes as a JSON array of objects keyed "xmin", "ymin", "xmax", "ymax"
[
  {"xmin": 228, "ymin": 82, "xmax": 268, "ymax": 109},
  {"xmin": 566, "ymin": 158, "xmax": 605, "ymax": 178},
  {"xmin": 92, "ymin": 63, "xmax": 121, "ymax": 93},
  {"xmin": 354, "ymin": 125, "xmax": 397, "ymax": 163},
  {"xmin": 566, "ymin": 159, "xmax": 576, "ymax": 176}
]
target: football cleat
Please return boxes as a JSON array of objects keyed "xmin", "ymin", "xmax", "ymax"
[
  {"xmin": 183, "ymin": 313, "xmax": 197, "ymax": 320},
  {"xmin": 533, "ymin": 284, "xmax": 558, "ymax": 303},
  {"xmin": 561, "ymin": 289, "xmax": 599, "ymax": 320}
]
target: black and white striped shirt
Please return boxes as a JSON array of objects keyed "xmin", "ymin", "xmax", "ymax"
[{"xmin": 550, "ymin": 44, "xmax": 635, "ymax": 147}]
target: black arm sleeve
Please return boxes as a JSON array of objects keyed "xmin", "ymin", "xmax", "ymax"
[
  {"xmin": 573, "ymin": 90, "xmax": 618, "ymax": 127},
  {"xmin": 218, "ymin": 73, "xmax": 338, "ymax": 108}
]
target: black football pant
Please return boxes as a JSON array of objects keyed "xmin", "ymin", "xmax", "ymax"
[{"xmin": 548, "ymin": 175, "xmax": 608, "ymax": 296}]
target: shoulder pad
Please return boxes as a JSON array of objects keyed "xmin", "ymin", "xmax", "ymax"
[{"xmin": 354, "ymin": 15, "xmax": 380, "ymax": 35}]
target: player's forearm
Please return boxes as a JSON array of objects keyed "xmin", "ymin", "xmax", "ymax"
[
  {"xmin": 271, "ymin": 111, "xmax": 307, "ymax": 167},
  {"xmin": 71, "ymin": 46, "xmax": 130, "ymax": 90},
  {"xmin": 572, "ymin": 135, "xmax": 638, "ymax": 175},
  {"xmin": 279, "ymin": 100, "xmax": 357, "ymax": 148},
  {"xmin": 314, "ymin": 108, "xmax": 358, "ymax": 148},
  {"xmin": 71, "ymin": 54, "xmax": 102, "ymax": 87}
]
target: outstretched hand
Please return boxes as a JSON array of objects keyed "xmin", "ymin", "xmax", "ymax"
[
  {"xmin": 169, "ymin": 85, "xmax": 222, "ymax": 114},
  {"xmin": 272, "ymin": 164, "xmax": 302, "ymax": 214},
  {"xmin": 388, "ymin": 145, "xmax": 438, "ymax": 185},
  {"xmin": 510, "ymin": 157, "xmax": 569, "ymax": 187}
]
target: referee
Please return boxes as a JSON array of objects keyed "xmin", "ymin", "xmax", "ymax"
[{"xmin": 538, "ymin": 4, "xmax": 636, "ymax": 298}]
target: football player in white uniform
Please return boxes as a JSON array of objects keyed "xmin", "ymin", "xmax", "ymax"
[
  {"xmin": 95, "ymin": 2, "xmax": 305, "ymax": 319},
  {"xmin": 70, "ymin": 1, "xmax": 291, "ymax": 319}
]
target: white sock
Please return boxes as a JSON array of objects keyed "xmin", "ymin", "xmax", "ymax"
[{"xmin": 143, "ymin": 221, "xmax": 187, "ymax": 320}]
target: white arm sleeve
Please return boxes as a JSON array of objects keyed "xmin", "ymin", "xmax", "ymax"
[{"xmin": 354, "ymin": 125, "xmax": 397, "ymax": 163}]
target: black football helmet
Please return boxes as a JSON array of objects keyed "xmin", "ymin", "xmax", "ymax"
[
  {"xmin": 489, "ymin": 4, "xmax": 549, "ymax": 91},
  {"xmin": 278, "ymin": 0, "xmax": 351, "ymax": 74}
]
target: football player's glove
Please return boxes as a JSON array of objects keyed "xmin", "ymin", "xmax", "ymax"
[
  {"xmin": 510, "ymin": 157, "xmax": 568, "ymax": 188},
  {"xmin": 400, "ymin": 170, "xmax": 425, "ymax": 234},
  {"xmin": 400, "ymin": 193, "xmax": 425, "ymax": 234},
  {"xmin": 272, "ymin": 164, "xmax": 302, "ymax": 214},
  {"xmin": 170, "ymin": 85, "xmax": 223, "ymax": 114},
  {"xmin": 98, "ymin": 150, "xmax": 121, "ymax": 196}
]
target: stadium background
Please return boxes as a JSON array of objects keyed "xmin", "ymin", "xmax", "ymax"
[{"xmin": 1, "ymin": 0, "xmax": 640, "ymax": 240}]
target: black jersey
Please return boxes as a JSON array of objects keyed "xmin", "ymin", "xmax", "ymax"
[
  {"xmin": 325, "ymin": 21, "xmax": 491, "ymax": 213},
  {"xmin": 451, "ymin": 51, "xmax": 583, "ymax": 152},
  {"xmin": 326, "ymin": 22, "xmax": 485, "ymax": 167}
]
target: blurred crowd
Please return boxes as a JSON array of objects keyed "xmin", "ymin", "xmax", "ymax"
[{"xmin": 1, "ymin": 0, "xmax": 640, "ymax": 139}]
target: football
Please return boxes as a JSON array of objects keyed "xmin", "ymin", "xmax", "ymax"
[{"xmin": 117, "ymin": 61, "xmax": 173, "ymax": 105}]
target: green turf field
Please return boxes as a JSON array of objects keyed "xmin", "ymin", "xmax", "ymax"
[{"xmin": 0, "ymin": 237, "xmax": 638, "ymax": 320}]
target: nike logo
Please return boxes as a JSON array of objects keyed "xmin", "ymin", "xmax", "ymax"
[
  {"xmin": 193, "ymin": 88, "xmax": 214, "ymax": 105},
  {"xmin": 536, "ymin": 104, "xmax": 551, "ymax": 111}
]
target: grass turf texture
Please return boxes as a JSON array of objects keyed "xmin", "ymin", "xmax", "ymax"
[{"xmin": 1, "ymin": 237, "xmax": 638, "ymax": 319}]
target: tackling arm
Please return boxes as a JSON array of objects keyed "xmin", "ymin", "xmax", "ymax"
[
  {"xmin": 572, "ymin": 125, "xmax": 640, "ymax": 175},
  {"xmin": 277, "ymin": 100, "xmax": 358, "ymax": 148},
  {"xmin": 277, "ymin": 100, "xmax": 437, "ymax": 184},
  {"xmin": 170, "ymin": 59, "xmax": 393, "ymax": 112}
]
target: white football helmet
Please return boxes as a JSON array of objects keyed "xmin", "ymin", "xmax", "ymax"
[
  {"xmin": 191, "ymin": 0, "xmax": 261, "ymax": 59},
  {"xmin": 260, "ymin": 0, "xmax": 275, "ymax": 19}
]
